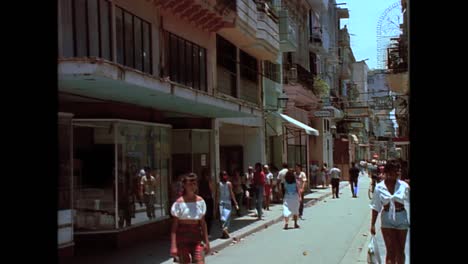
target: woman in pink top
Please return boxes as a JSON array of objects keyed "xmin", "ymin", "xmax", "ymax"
[
  {"xmin": 170, "ymin": 173, "xmax": 210, "ymax": 263},
  {"xmin": 370, "ymin": 159, "xmax": 410, "ymax": 264}
]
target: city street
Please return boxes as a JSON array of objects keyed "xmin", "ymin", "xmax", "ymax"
[
  {"xmin": 66, "ymin": 174, "xmax": 410, "ymax": 264},
  {"xmin": 205, "ymin": 174, "xmax": 409, "ymax": 264}
]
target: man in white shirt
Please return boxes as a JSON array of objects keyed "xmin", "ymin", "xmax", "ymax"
[
  {"xmin": 295, "ymin": 164, "xmax": 307, "ymax": 219},
  {"xmin": 244, "ymin": 166, "xmax": 255, "ymax": 210},
  {"xmin": 329, "ymin": 165, "xmax": 341, "ymax": 199},
  {"xmin": 140, "ymin": 167, "xmax": 157, "ymax": 219},
  {"xmin": 277, "ymin": 163, "xmax": 289, "ymax": 202}
]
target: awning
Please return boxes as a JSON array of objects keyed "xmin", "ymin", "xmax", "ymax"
[
  {"xmin": 322, "ymin": 105, "xmax": 345, "ymax": 119},
  {"xmin": 350, "ymin": 134, "xmax": 359, "ymax": 143},
  {"xmin": 271, "ymin": 112, "xmax": 319, "ymax": 136},
  {"xmin": 394, "ymin": 141, "xmax": 410, "ymax": 146}
]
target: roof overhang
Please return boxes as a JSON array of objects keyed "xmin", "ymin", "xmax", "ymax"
[{"xmin": 58, "ymin": 58, "xmax": 262, "ymax": 118}]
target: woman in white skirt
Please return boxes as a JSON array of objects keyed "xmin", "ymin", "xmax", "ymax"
[{"xmin": 282, "ymin": 169, "xmax": 301, "ymax": 229}]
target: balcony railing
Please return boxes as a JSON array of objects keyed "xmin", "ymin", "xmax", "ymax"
[
  {"xmin": 283, "ymin": 63, "xmax": 316, "ymax": 92},
  {"xmin": 310, "ymin": 27, "xmax": 323, "ymax": 47}
]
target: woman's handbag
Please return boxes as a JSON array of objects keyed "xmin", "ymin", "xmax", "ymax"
[{"xmin": 367, "ymin": 235, "xmax": 382, "ymax": 264}]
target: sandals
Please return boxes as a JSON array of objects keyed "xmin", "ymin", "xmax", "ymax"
[{"xmin": 294, "ymin": 223, "xmax": 300, "ymax": 229}]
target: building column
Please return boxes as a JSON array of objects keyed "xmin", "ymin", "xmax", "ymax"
[
  {"xmin": 212, "ymin": 119, "xmax": 220, "ymax": 182},
  {"xmin": 259, "ymin": 118, "xmax": 266, "ymax": 165}
]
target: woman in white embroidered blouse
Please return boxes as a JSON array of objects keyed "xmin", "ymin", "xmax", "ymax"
[
  {"xmin": 370, "ymin": 159, "xmax": 410, "ymax": 264},
  {"xmin": 170, "ymin": 173, "xmax": 210, "ymax": 263}
]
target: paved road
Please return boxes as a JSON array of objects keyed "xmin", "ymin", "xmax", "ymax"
[{"xmin": 206, "ymin": 175, "xmax": 410, "ymax": 264}]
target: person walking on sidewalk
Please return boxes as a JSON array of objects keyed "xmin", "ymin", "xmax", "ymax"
[
  {"xmin": 294, "ymin": 164, "xmax": 307, "ymax": 219},
  {"xmin": 216, "ymin": 171, "xmax": 239, "ymax": 239},
  {"xmin": 170, "ymin": 173, "xmax": 210, "ymax": 263},
  {"xmin": 370, "ymin": 159, "xmax": 410, "ymax": 264},
  {"xmin": 277, "ymin": 163, "xmax": 289, "ymax": 202},
  {"xmin": 329, "ymin": 165, "xmax": 341, "ymax": 199},
  {"xmin": 231, "ymin": 169, "xmax": 244, "ymax": 216},
  {"xmin": 263, "ymin": 165, "xmax": 273, "ymax": 211},
  {"xmin": 282, "ymin": 169, "xmax": 301, "ymax": 229},
  {"xmin": 198, "ymin": 169, "xmax": 214, "ymax": 236},
  {"xmin": 253, "ymin": 162, "xmax": 266, "ymax": 220},
  {"xmin": 321, "ymin": 163, "xmax": 329, "ymax": 188},
  {"xmin": 349, "ymin": 162, "xmax": 360, "ymax": 198},
  {"xmin": 244, "ymin": 166, "xmax": 255, "ymax": 211}
]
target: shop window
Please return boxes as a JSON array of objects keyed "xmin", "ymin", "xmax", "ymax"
[
  {"xmin": 73, "ymin": 121, "xmax": 171, "ymax": 232},
  {"xmin": 58, "ymin": 118, "xmax": 73, "ymax": 210}
]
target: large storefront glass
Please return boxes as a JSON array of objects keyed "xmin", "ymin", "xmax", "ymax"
[
  {"xmin": 73, "ymin": 120, "xmax": 171, "ymax": 232},
  {"xmin": 171, "ymin": 129, "xmax": 211, "ymax": 202},
  {"xmin": 58, "ymin": 113, "xmax": 73, "ymax": 247}
]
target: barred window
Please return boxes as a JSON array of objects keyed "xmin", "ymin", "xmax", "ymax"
[
  {"xmin": 240, "ymin": 50, "xmax": 258, "ymax": 83},
  {"xmin": 264, "ymin": 61, "xmax": 281, "ymax": 83},
  {"xmin": 115, "ymin": 6, "xmax": 152, "ymax": 74},
  {"xmin": 166, "ymin": 31, "xmax": 207, "ymax": 91}
]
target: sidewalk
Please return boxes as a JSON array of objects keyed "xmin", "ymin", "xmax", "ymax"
[{"xmin": 66, "ymin": 181, "xmax": 350, "ymax": 264}]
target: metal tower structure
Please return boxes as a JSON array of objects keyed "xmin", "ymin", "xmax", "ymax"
[{"xmin": 376, "ymin": 2, "xmax": 402, "ymax": 69}]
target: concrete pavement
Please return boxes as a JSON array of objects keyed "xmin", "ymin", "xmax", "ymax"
[
  {"xmin": 64, "ymin": 173, "xmax": 410, "ymax": 264},
  {"xmin": 65, "ymin": 181, "xmax": 350, "ymax": 264},
  {"xmin": 206, "ymin": 174, "xmax": 372, "ymax": 264}
]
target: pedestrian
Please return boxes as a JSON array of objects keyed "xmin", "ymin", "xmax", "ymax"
[
  {"xmin": 216, "ymin": 171, "xmax": 239, "ymax": 238},
  {"xmin": 263, "ymin": 165, "xmax": 273, "ymax": 211},
  {"xmin": 310, "ymin": 161, "xmax": 319, "ymax": 188},
  {"xmin": 270, "ymin": 165, "xmax": 280, "ymax": 203},
  {"xmin": 253, "ymin": 162, "xmax": 266, "ymax": 220},
  {"xmin": 370, "ymin": 159, "xmax": 410, "ymax": 264},
  {"xmin": 277, "ymin": 162, "xmax": 289, "ymax": 202},
  {"xmin": 321, "ymin": 163, "xmax": 329, "ymax": 188},
  {"xmin": 231, "ymin": 168, "xmax": 244, "ymax": 216},
  {"xmin": 359, "ymin": 160, "xmax": 367, "ymax": 175},
  {"xmin": 170, "ymin": 173, "xmax": 210, "ymax": 263},
  {"xmin": 329, "ymin": 165, "xmax": 341, "ymax": 199},
  {"xmin": 349, "ymin": 162, "xmax": 360, "ymax": 198},
  {"xmin": 294, "ymin": 164, "xmax": 307, "ymax": 219},
  {"xmin": 282, "ymin": 169, "xmax": 301, "ymax": 229},
  {"xmin": 139, "ymin": 167, "xmax": 157, "ymax": 219},
  {"xmin": 244, "ymin": 166, "xmax": 255, "ymax": 211},
  {"xmin": 368, "ymin": 159, "xmax": 379, "ymax": 187},
  {"xmin": 198, "ymin": 169, "xmax": 214, "ymax": 236}
]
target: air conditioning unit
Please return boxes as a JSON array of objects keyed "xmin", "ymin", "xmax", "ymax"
[{"xmin": 288, "ymin": 66, "xmax": 297, "ymax": 84}]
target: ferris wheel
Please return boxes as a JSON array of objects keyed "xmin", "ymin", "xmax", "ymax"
[{"xmin": 376, "ymin": 2, "xmax": 402, "ymax": 69}]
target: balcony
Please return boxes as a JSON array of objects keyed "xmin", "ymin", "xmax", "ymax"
[
  {"xmin": 154, "ymin": 0, "xmax": 237, "ymax": 32},
  {"xmin": 339, "ymin": 27, "xmax": 351, "ymax": 47},
  {"xmin": 283, "ymin": 63, "xmax": 320, "ymax": 110},
  {"xmin": 278, "ymin": 9, "xmax": 298, "ymax": 52},
  {"xmin": 307, "ymin": 0, "xmax": 328, "ymax": 11},
  {"xmin": 309, "ymin": 27, "xmax": 325, "ymax": 54},
  {"xmin": 218, "ymin": 0, "xmax": 280, "ymax": 61},
  {"xmin": 387, "ymin": 38, "xmax": 408, "ymax": 73}
]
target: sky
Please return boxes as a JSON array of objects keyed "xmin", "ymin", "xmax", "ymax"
[{"xmin": 339, "ymin": 0, "xmax": 402, "ymax": 70}]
